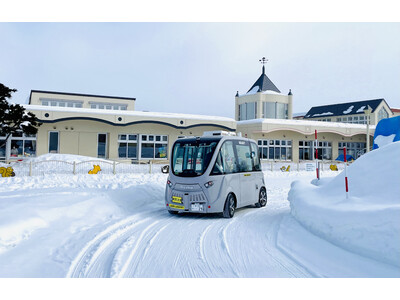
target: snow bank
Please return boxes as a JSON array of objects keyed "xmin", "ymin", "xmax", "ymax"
[{"xmin": 288, "ymin": 141, "xmax": 400, "ymax": 267}]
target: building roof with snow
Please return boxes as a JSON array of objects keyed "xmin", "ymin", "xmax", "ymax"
[
  {"xmin": 246, "ymin": 65, "xmax": 281, "ymax": 94},
  {"xmin": 303, "ymin": 99, "xmax": 389, "ymax": 119}
]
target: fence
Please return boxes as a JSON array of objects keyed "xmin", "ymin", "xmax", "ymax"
[{"xmin": 1, "ymin": 159, "xmax": 347, "ymax": 178}]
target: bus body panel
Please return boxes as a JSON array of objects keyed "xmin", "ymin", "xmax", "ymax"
[{"xmin": 165, "ymin": 135, "xmax": 265, "ymax": 215}]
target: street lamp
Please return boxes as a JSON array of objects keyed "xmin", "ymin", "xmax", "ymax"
[{"xmin": 364, "ymin": 105, "xmax": 372, "ymax": 153}]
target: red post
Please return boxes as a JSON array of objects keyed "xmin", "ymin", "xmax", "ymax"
[
  {"xmin": 315, "ymin": 130, "xmax": 319, "ymax": 180},
  {"xmin": 344, "ymin": 147, "xmax": 349, "ymax": 198}
]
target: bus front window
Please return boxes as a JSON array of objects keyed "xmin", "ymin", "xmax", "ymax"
[{"xmin": 172, "ymin": 141, "xmax": 218, "ymax": 177}]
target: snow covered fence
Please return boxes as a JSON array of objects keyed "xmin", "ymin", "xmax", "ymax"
[
  {"xmin": 1, "ymin": 153, "xmax": 347, "ymax": 178},
  {"xmin": 261, "ymin": 161, "xmax": 347, "ymax": 172},
  {"xmin": 0, "ymin": 159, "xmax": 165, "ymax": 177}
]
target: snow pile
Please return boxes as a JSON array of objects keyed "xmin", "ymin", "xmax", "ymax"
[
  {"xmin": 25, "ymin": 153, "xmax": 110, "ymax": 163},
  {"xmin": 288, "ymin": 141, "xmax": 400, "ymax": 267}
]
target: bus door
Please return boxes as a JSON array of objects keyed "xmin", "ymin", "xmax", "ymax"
[{"xmin": 234, "ymin": 140, "xmax": 256, "ymax": 206}]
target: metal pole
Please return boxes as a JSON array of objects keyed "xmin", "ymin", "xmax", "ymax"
[
  {"xmin": 315, "ymin": 130, "xmax": 319, "ymax": 180},
  {"xmin": 366, "ymin": 119, "xmax": 370, "ymax": 153},
  {"xmin": 344, "ymin": 147, "xmax": 349, "ymax": 199}
]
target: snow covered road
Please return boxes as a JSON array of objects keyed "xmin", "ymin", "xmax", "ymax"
[{"xmin": 0, "ymin": 171, "xmax": 399, "ymax": 278}]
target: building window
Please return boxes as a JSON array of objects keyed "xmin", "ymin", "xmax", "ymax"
[
  {"xmin": 262, "ymin": 102, "xmax": 288, "ymax": 119},
  {"xmin": 140, "ymin": 135, "xmax": 168, "ymax": 159},
  {"xmin": 48, "ymin": 131, "xmax": 59, "ymax": 153},
  {"xmin": 313, "ymin": 141, "xmax": 332, "ymax": 160},
  {"xmin": 339, "ymin": 142, "xmax": 366, "ymax": 159},
  {"xmin": 90, "ymin": 102, "xmax": 128, "ymax": 110},
  {"xmin": 239, "ymin": 102, "xmax": 257, "ymax": 121},
  {"xmin": 118, "ymin": 134, "xmax": 138, "ymax": 159},
  {"xmin": 257, "ymin": 139, "xmax": 292, "ymax": 161},
  {"xmin": 7, "ymin": 132, "xmax": 37, "ymax": 159},
  {"xmin": 299, "ymin": 141, "xmax": 312, "ymax": 160},
  {"xmin": 0, "ymin": 136, "xmax": 6, "ymax": 161},
  {"xmin": 98, "ymin": 133, "xmax": 108, "ymax": 158},
  {"xmin": 41, "ymin": 98, "xmax": 83, "ymax": 108},
  {"xmin": 378, "ymin": 107, "xmax": 389, "ymax": 122}
]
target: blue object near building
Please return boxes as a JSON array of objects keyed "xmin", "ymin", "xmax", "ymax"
[
  {"xmin": 373, "ymin": 116, "xmax": 400, "ymax": 149},
  {"xmin": 335, "ymin": 154, "xmax": 355, "ymax": 162}
]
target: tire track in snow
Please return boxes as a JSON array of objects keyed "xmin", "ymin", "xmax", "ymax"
[
  {"xmin": 66, "ymin": 215, "xmax": 150, "ymax": 277},
  {"xmin": 114, "ymin": 220, "xmax": 161, "ymax": 277}
]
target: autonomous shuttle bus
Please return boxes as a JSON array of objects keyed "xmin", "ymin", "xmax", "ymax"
[{"xmin": 165, "ymin": 132, "xmax": 267, "ymax": 218}]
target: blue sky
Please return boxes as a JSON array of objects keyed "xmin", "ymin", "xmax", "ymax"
[{"xmin": 1, "ymin": 22, "xmax": 400, "ymax": 117}]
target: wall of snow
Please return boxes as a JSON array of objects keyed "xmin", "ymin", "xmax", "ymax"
[{"xmin": 288, "ymin": 141, "xmax": 400, "ymax": 267}]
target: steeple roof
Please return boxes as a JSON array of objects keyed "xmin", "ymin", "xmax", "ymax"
[{"xmin": 247, "ymin": 65, "xmax": 281, "ymax": 94}]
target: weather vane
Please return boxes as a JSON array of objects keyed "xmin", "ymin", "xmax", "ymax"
[
  {"xmin": 259, "ymin": 57, "xmax": 268, "ymax": 65},
  {"xmin": 259, "ymin": 57, "xmax": 268, "ymax": 74}
]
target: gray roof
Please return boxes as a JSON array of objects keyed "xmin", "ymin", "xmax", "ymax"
[
  {"xmin": 304, "ymin": 99, "xmax": 388, "ymax": 119},
  {"xmin": 247, "ymin": 66, "xmax": 281, "ymax": 93}
]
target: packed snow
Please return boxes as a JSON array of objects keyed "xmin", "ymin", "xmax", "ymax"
[
  {"xmin": 0, "ymin": 147, "xmax": 399, "ymax": 277},
  {"xmin": 289, "ymin": 141, "xmax": 400, "ymax": 269}
]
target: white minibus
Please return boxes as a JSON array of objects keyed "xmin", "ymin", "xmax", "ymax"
[{"xmin": 164, "ymin": 132, "xmax": 267, "ymax": 218}]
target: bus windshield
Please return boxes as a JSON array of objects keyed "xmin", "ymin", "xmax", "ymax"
[{"xmin": 172, "ymin": 140, "xmax": 219, "ymax": 177}]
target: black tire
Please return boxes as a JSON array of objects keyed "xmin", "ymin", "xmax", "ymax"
[
  {"xmin": 222, "ymin": 193, "xmax": 236, "ymax": 218},
  {"xmin": 168, "ymin": 210, "xmax": 179, "ymax": 215},
  {"xmin": 255, "ymin": 187, "xmax": 267, "ymax": 208}
]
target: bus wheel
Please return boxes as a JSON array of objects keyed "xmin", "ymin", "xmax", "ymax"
[
  {"xmin": 223, "ymin": 193, "xmax": 235, "ymax": 218},
  {"xmin": 256, "ymin": 187, "xmax": 267, "ymax": 208}
]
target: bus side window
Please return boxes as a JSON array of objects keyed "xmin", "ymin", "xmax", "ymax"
[
  {"xmin": 235, "ymin": 141, "xmax": 253, "ymax": 172},
  {"xmin": 211, "ymin": 141, "xmax": 237, "ymax": 175},
  {"xmin": 250, "ymin": 142, "xmax": 261, "ymax": 171}
]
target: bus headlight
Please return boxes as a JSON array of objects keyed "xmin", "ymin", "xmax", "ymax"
[{"xmin": 204, "ymin": 181, "xmax": 214, "ymax": 188}]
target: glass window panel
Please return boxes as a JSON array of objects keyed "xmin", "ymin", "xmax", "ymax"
[
  {"xmin": 276, "ymin": 102, "xmax": 286, "ymax": 119},
  {"xmin": 98, "ymin": 134, "xmax": 107, "ymax": 158},
  {"xmin": 281, "ymin": 147, "xmax": 286, "ymax": 160},
  {"xmin": 156, "ymin": 136, "xmax": 161, "ymax": 142},
  {"xmin": 275, "ymin": 140, "xmax": 280, "ymax": 146},
  {"xmin": 141, "ymin": 143, "xmax": 154, "ymax": 158},
  {"xmin": 106, "ymin": 105, "xmax": 112, "ymax": 110},
  {"xmin": 128, "ymin": 134, "xmax": 137, "ymax": 141},
  {"xmin": 59, "ymin": 102, "xmax": 65, "ymax": 107},
  {"xmin": 263, "ymin": 140, "xmax": 268, "ymax": 146},
  {"xmin": 149, "ymin": 135, "xmax": 154, "ymax": 142},
  {"xmin": 49, "ymin": 132, "xmax": 59, "ymax": 153},
  {"xmin": 299, "ymin": 148, "xmax": 304, "ymax": 160},
  {"xmin": 75, "ymin": 103, "xmax": 82, "ymax": 108},
  {"xmin": 23, "ymin": 140, "xmax": 36, "ymax": 157},
  {"xmin": 250, "ymin": 142, "xmax": 261, "ymax": 171},
  {"xmin": 235, "ymin": 142, "xmax": 252, "ymax": 172},
  {"xmin": 162, "ymin": 136, "xmax": 168, "ymax": 142},
  {"xmin": 155, "ymin": 143, "xmax": 168, "ymax": 158},
  {"xmin": 287, "ymin": 147, "xmax": 292, "ymax": 160},
  {"xmin": 127, "ymin": 143, "xmax": 137, "ymax": 158},
  {"xmin": 119, "ymin": 134, "xmax": 126, "ymax": 140},
  {"xmin": 142, "ymin": 135, "xmax": 147, "ymax": 141},
  {"xmin": 113, "ymin": 105, "xmax": 118, "ymax": 110},
  {"xmin": 274, "ymin": 147, "xmax": 280, "ymax": 160},
  {"xmin": 121, "ymin": 106, "xmax": 127, "ymax": 110},
  {"xmin": 42, "ymin": 101, "xmax": 48, "ymax": 106},
  {"xmin": 118, "ymin": 143, "xmax": 127, "ymax": 158},
  {"xmin": 91, "ymin": 104, "xmax": 96, "ymax": 109},
  {"xmin": 67, "ymin": 102, "xmax": 73, "ymax": 107},
  {"xmin": 269, "ymin": 147, "xmax": 274, "ymax": 159},
  {"xmin": 263, "ymin": 102, "xmax": 275, "ymax": 119},
  {"xmin": 50, "ymin": 101, "xmax": 57, "ymax": 106},
  {"xmin": 262, "ymin": 147, "xmax": 268, "ymax": 159}
]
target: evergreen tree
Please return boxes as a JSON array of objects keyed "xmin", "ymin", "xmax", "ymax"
[{"xmin": 0, "ymin": 83, "xmax": 42, "ymax": 148}]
